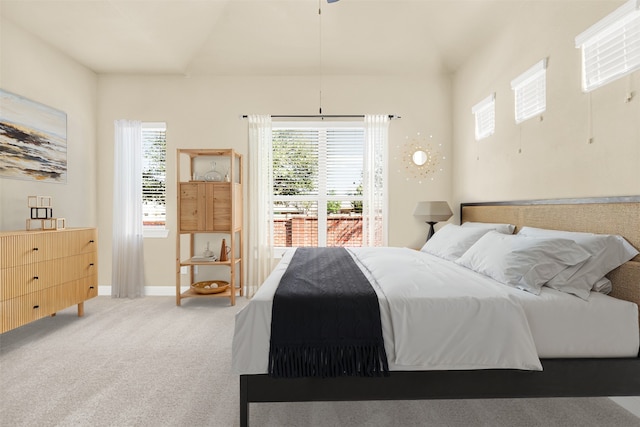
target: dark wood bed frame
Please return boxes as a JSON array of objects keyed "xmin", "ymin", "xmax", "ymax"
[{"xmin": 239, "ymin": 196, "xmax": 640, "ymax": 427}]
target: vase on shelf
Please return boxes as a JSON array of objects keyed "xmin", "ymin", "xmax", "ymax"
[
  {"xmin": 203, "ymin": 161, "xmax": 222, "ymax": 182},
  {"xmin": 219, "ymin": 238, "xmax": 229, "ymax": 262}
]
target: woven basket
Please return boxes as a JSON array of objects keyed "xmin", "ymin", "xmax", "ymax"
[{"xmin": 191, "ymin": 280, "xmax": 229, "ymax": 295}]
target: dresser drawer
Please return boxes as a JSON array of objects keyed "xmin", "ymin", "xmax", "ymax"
[
  {"xmin": 0, "ymin": 253, "xmax": 97, "ymax": 301},
  {"xmin": 0, "ymin": 233, "xmax": 54, "ymax": 268},
  {"xmin": 0, "ymin": 228, "xmax": 97, "ymax": 269},
  {"xmin": 48, "ymin": 278, "xmax": 96, "ymax": 310},
  {"xmin": 0, "ymin": 277, "xmax": 98, "ymax": 333},
  {"xmin": 0, "ymin": 263, "xmax": 54, "ymax": 301},
  {"xmin": 0, "ymin": 287, "xmax": 57, "ymax": 333},
  {"xmin": 72, "ymin": 277, "xmax": 98, "ymax": 304},
  {"xmin": 55, "ymin": 228, "xmax": 98, "ymax": 256}
]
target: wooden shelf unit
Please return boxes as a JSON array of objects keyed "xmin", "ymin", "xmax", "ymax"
[
  {"xmin": 176, "ymin": 148, "xmax": 243, "ymax": 306},
  {"xmin": 0, "ymin": 227, "xmax": 98, "ymax": 333}
]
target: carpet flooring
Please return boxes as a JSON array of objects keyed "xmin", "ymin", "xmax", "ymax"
[{"xmin": 1, "ymin": 296, "xmax": 639, "ymax": 427}]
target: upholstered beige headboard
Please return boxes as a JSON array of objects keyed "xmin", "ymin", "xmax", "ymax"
[{"xmin": 460, "ymin": 197, "xmax": 640, "ymax": 311}]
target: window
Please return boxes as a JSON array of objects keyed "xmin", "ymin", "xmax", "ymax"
[
  {"xmin": 142, "ymin": 122, "xmax": 167, "ymax": 235},
  {"xmin": 511, "ymin": 58, "xmax": 547, "ymax": 124},
  {"xmin": 271, "ymin": 121, "xmax": 383, "ymax": 248},
  {"xmin": 575, "ymin": 0, "xmax": 640, "ymax": 92},
  {"xmin": 471, "ymin": 93, "xmax": 495, "ymax": 140}
]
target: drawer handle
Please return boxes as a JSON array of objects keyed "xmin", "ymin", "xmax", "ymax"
[
  {"xmin": 89, "ymin": 240, "xmax": 95, "ymax": 243},
  {"xmin": 89, "ymin": 263, "xmax": 95, "ymax": 266},
  {"xmin": 33, "ymin": 247, "xmax": 39, "ymax": 251},
  {"xmin": 33, "ymin": 305, "xmax": 40, "ymax": 309},
  {"xmin": 33, "ymin": 276, "xmax": 39, "ymax": 280},
  {"xmin": 89, "ymin": 286, "xmax": 95, "ymax": 289}
]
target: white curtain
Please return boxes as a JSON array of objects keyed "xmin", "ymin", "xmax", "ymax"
[
  {"xmin": 112, "ymin": 119, "xmax": 145, "ymax": 298},
  {"xmin": 247, "ymin": 115, "xmax": 274, "ymax": 297},
  {"xmin": 362, "ymin": 115, "xmax": 389, "ymax": 247}
]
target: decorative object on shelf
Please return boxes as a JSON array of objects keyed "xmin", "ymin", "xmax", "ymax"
[
  {"xmin": 191, "ymin": 241, "xmax": 217, "ymax": 261},
  {"xmin": 27, "ymin": 218, "xmax": 66, "ymax": 231},
  {"xmin": 0, "ymin": 89, "xmax": 67, "ymax": 183},
  {"xmin": 413, "ymin": 201, "xmax": 452, "ymax": 241},
  {"xmin": 29, "ymin": 195, "xmax": 53, "ymax": 219},
  {"xmin": 190, "ymin": 255, "xmax": 216, "ymax": 262},
  {"xmin": 203, "ymin": 161, "xmax": 223, "ymax": 182},
  {"xmin": 25, "ymin": 195, "xmax": 65, "ymax": 230},
  {"xmin": 190, "ymin": 280, "xmax": 230, "ymax": 295},
  {"xmin": 30, "ymin": 207, "xmax": 52, "ymax": 219},
  {"xmin": 203, "ymin": 241, "xmax": 214, "ymax": 258},
  {"xmin": 219, "ymin": 238, "xmax": 230, "ymax": 262},
  {"xmin": 28, "ymin": 195, "xmax": 52, "ymax": 208},
  {"xmin": 398, "ymin": 132, "xmax": 444, "ymax": 183}
]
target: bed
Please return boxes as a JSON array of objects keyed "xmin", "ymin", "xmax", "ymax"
[{"xmin": 233, "ymin": 196, "xmax": 640, "ymax": 427}]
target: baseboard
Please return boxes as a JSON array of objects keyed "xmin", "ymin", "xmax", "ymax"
[{"xmin": 98, "ymin": 286, "xmax": 187, "ymax": 296}]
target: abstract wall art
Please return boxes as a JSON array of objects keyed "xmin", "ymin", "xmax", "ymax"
[{"xmin": 0, "ymin": 89, "xmax": 67, "ymax": 183}]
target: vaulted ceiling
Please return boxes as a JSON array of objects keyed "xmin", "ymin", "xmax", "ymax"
[{"xmin": 0, "ymin": 0, "xmax": 620, "ymax": 76}]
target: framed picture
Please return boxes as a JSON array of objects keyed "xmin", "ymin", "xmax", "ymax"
[{"xmin": 0, "ymin": 89, "xmax": 67, "ymax": 183}]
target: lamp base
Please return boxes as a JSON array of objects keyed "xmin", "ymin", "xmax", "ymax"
[{"xmin": 426, "ymin": 221, "xmax": 437, "ymax": 241}]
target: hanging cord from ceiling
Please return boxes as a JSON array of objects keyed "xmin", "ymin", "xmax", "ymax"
[
  {"xmin": 318, "ymin": 0, "xmax": 323, "ymax": 114},
  {"xmin": 240, "ymin": 0, "xmax": 403, "ymax": 121}
]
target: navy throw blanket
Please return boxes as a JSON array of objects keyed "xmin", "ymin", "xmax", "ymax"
[{"xmin": 268, "ymin": 247, "xmax": 389, "ymax": 378}]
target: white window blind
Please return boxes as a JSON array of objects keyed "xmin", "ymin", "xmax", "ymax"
[
  {"xmin": 471, "ymin": 94, "xmax": 495, "ymax": 140},
  {"xmin": 272, "ymin": 123, "xmax": 367, "ymax": 248},
  {"xmin": 575, "ymin": 0, "xmax": 640, "ymax": 92},
  {"xmin": 141, "ymin": 122, "xmax": 166, "ymax": 228},
  {"xmin": 511, "ymin": 58, "xmax": 547, "ymax": 124}
]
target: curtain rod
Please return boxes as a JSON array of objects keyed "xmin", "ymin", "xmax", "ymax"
[{"xmin": 240, "ymin": 114, "xmax": 400, "ymax": 119}]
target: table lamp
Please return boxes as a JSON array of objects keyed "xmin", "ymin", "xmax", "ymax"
[{"xmin": 413, "ymin": 201, "xmax": 453, "ymax": 241}]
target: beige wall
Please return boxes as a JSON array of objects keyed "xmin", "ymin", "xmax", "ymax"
[
  {"xmin": 97, "ymin": 74, "xmax": 452, "ymax": 288},
  {"xmin": 12, "ymin": 1, "xmax": 639, "ymax": 291},
  {"xmin": 452, "ymin": 1, "xmax": 640, "ymax": 219},
  {"xmin": 1, "ymin": 12, "xmax": 453, "ymax": 290},
  {"xmin": 0, "ymin": 19, "xmax": 98, "ymax": 231}
]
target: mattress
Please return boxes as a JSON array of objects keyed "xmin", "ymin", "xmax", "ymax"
[{"xmin": 232, "ymin": 248, "xmax": 639, "ymax": 375}]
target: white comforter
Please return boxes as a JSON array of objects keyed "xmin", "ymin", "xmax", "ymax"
[{"xmin": 233, "ymin": 247, "xmax": 544, "ymax": 374}]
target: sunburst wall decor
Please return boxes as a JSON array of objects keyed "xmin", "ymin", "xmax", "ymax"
[{"xmin": 397, "ymin": 132, "xmax": 444, "ymax": 183}]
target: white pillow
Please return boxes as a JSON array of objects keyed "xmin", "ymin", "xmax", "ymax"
[
  {"xmin": 461, "ymin": 221, "xmax": 516, "ymax": 234},
  {"xmin": 455, "ymin": 231, "xmax": 591, "ymax": 295},
  {"xmin": 420, "ymin": 224, "xmax": 492, "ymax": 261},
  {"xmin": 518, "ymin": 227, "xmax": 638, "ymax": 300}
]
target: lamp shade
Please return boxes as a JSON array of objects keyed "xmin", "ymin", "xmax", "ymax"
[{"xmin": 413, "ymin": 201, "xmax": 453, "ymax": 222}]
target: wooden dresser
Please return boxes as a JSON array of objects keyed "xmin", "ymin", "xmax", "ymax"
[{"xmin": 0, "ymin": 227, "xmax": 98, "ymax": 333}]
